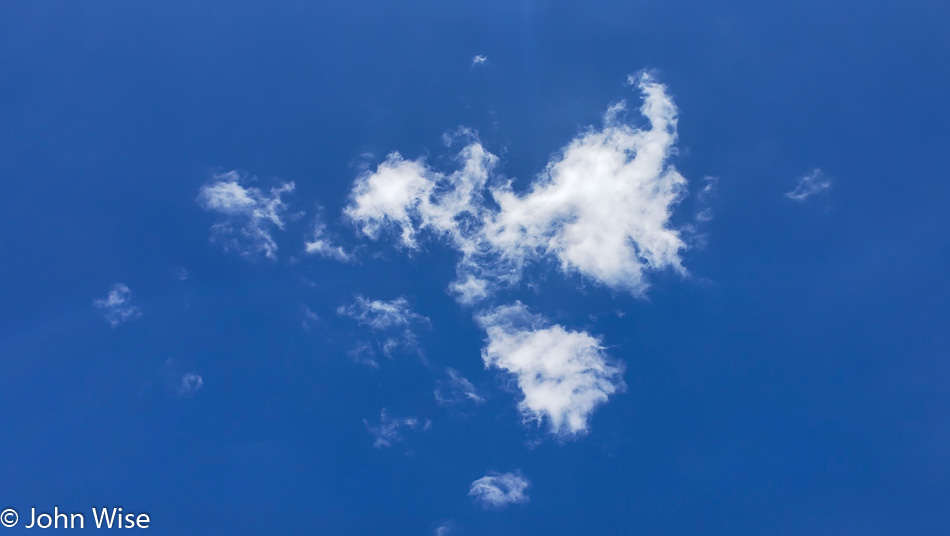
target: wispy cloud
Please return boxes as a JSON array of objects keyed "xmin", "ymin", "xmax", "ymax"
[
  {"xmin": 447, "ymin": 274, "xmax": 491, "ymax": 306},
  {"xmin": 344, "ymin": 74, "xmax": 688, "ymax": 303},
  {"xmin": 477, "ymin": 302, "xmax": 625, "ymax": 438},
  {"xmin": 471, "ymin": 54, "xmax": 488, "ymax": 66},
  {"xmin": 683, "ymin": 175, "xmax": 720, "ymax": 249},
  {"xmin": 337, "ymin": 295, "xmax": 430, "ymax": 349},
  {"xmin": 435, "ymin": 368, "xmax": 484, "ymax": 406},
  {"xmin": 468, "ymin": 471, "xmax": 530, "ymax": 507},
  {"xmin": 304, "ymin": 217, "xmax": 353, "ymax": 262},
  {"xmin": 347, "ymin": 341, "xmax": 380, "ymax": 369},
  {"xmin": 301, "ymin": 305, "xmax": 320, "ymax": 331},
  {"xmin": 785, "ymin": 168, "xmax": 832, "ymax": 202},
  {"xmin": 178, "ymin": 373, "xmax": 204, "ymax": 396},
  {"xmin": 161, "ymin": 359, "xmax": 203, "ymax": 398},
  {"xmin": 696, "ymin": 175, "xmax": 718, "ymax": 222},
  {"xmin": 338, "ymin": 296, "xmax": 428, "ymax": 330},
  {"xmin": 337, "ymin": 295, "xmax": 431, "ymax": 368},
  {"xmin": 365, "ymin": 409, "xmax": 431, "ymax": 448},
  {"xmin": 197, "ymin": 171, "xmax": 295, "ymax": 259},
  {"xmin": 93, "ymin": 283, "xmax": 142, "ymax": 327}
]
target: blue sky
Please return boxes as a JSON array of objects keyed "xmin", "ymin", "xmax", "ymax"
[{"xmin": 2, "ymin": 1, "xmax": 949, "ymax": 534}]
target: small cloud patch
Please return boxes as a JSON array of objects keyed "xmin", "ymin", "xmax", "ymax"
[
  {"xmin": 338, "ymin": 296, "xmax": 431, "ymax": 359},
  {"xmin": 477, "ymin": 303, "xmax": 625, "ymax": 438},
  {"xmin": 435, "ymin": 368, "xmax": 484, "ymax": 406},
  {"xmin": 469, "ymin": 471, "xmax": 530, "ymax": 508},
  {"xmin": 785, "ymin": 169, "xmax": 832, "ymax": 202},
  {"xmin": 179, "ymin": 373, "xmax": 204, "ymax": 396},
  {"xmin": 94, "ymin": 283, "xmax": 142, "ymax": 327},
  {"xmin": 197, "ymin": 171, "xmax": 295, "ymax": 259},
  {"xmin": 365, "ymin": 409, "xmax": 431, "ymax": 448},
  {"xmin": 304, "ymin": 216, "xmax": 353, "ymax": 262}
]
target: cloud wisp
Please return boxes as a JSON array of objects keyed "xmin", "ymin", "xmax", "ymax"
[
  {"xmin": 338, "ymin": 296, "xmax": 431, "ymax": 360},
  {"xmin": 304, "ymin": 216, "xmax": 354, "ymax": 262},
  {"xmin": 197, "ymin": 171, "xmax": 295, "ymax": 259},
  {"xmin": 365, "ymin": 409, "xmax": 431, "ymax": 448},
  {"xmin": 468, "ymin": 471, "xmax": 530, "ymax": 508},
  {"xmin": 344, "ymin": 74, "xmax": 688, "ymax": 304},
  {"xmin": 93, "ymin": 283, "xmax": 142, "ymax": 327},
  {"xmin": 785, "ymin": 169, "xmax": 832, "ymax": 202},
  {"xmin": 471, "ymin": 55, "xmax": 488, "ymax": 66},
  {"xmin": 477, "ymin": 303, "xmax": 625, "ymax": 438},
  {"xmin": 435, "ymin": 368, "xmax": 484, "ymax": 406},
  {"xmin": 695, "ymin": 175, "xmax": 719, "ymax": 222},
  {"xmin": 179, "ymin": 373, "xmax": 204, "ymax": 396}
]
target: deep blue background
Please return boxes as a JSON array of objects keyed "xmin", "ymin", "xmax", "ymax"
[{"xmin": 2, "ymin": 0, "xmax": 949, "ymax": 534}]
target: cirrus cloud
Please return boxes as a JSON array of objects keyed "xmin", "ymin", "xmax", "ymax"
[
  {"xmin": 365, "ymin": 408, "xmax": 431, "ymax": 448},
  {"xmin": 338, "ymin": 296, "xmax": 431, "ymax": 361},
  {"xmin": 197, "ymin": 171, "xmax": 295, "ymax": 260},
  {"xmin": 468, "ymin": 471, "xmax": 530, "ymax": 508},
  {"xmin": 785, "ymin": 168, "xmax": 832, "ymax": 202},
  {"xmin": 304, "ymin": 219, "xmax": 353, "ymax": 262}
]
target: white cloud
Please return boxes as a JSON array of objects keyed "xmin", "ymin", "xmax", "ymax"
[
  {"xmin": 343, "ymin": 130, "xmax": 507, "ymax": 304},
  {"xmin": 338, "ymin": 295, "xmax": 429, "ymax": 331},
  {"xmin": 696, "ymin": 175, "xmax": 718, "ymax": 222},
  {"xmin": 347, "ymin": 341, "xmax": 380, "ymax": 369},
  {"xmin": 345, "ymin": 140, "xmax": 497, "ymax": 251},
  {"xmin": 694, "ymin": 208, "xmax": 714, "ymax": 223},
  {"xmin": 179, "ymin": 373, "xmax": 204, "ymax": 396},
  {"xmin": 699, "ymin": 175, "xmax": 717, "ymax": 197},
  {"xmin": 785, "ymin": 169, "xmax": 832, "ymax": 202},
  {"xmin": 472, "ymin": 54, "xmax": 488, "ymax": 66},
  {"xmin": 197, "ymin": 171, "xmax": 295, "ymax": 259},
  {"xmin": 468, "ymin": 471, "xmax": 530, "ymax": 508},
  {"xmin": 435, "ymin": 368, "xmax": 484, "ymax": 406},
  {"xmin": 345, "ymin": 156, "xmax": 431, "ymax": 248},
  {"xmin": 477, "ymin": 302, "xmax": 624, "ymax": 437},
  {"xmin": 448, "ymin": 273, "xmax": 491, "ymax": 306},
  {"xmin": 301, "ymin": 305, "xmax": 320, "ymax": 331},
  {"xmin": 93, "ymin": 283, "xmax": 142, "ymax": 327},
  {"xmin": 434, "ymin": 525, "xmax": 452, "ymax": 536},
  {"xmin": 364, "ymin": 409, "xmax": 431, "ymax": 448},
  {"xmin": 304, "ymin": 218, "xmax": 353, "ymax": 262},
  {"xmin": 683, "ymin": 175, "xmax": 719, "ymax": 249},
  {"xmin": 338, "ymin": 296, "xmax": 431, "ymax": 358},
  {"xmin": 175, "ymin": 267, "xmax": 189, "ymax": 280},
  {"xmin": 344, "ymin": 74, "xmax": 688, "ymax": 303},
  {"xmin": 484, "ymin": 74, "xmax": 687, "ymax": 294}
]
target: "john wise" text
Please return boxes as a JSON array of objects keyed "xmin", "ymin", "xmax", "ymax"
[{"xmin": 22, "ymin": 507, "xmax": 150, "ymax": 529}]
